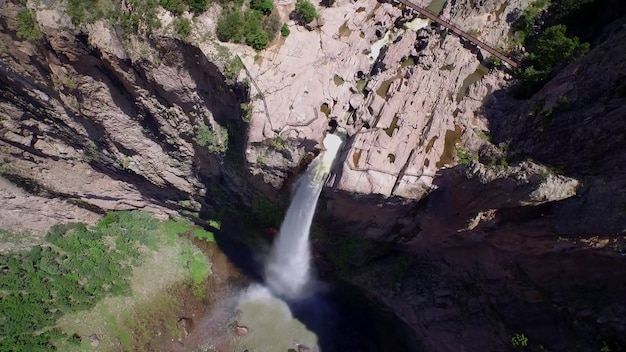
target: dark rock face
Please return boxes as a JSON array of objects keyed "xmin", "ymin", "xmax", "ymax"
[
  {"xmin": 315, "ymin": 21, "xmax": 626, "ymax": 352},
  {"xmin": 487, "ymin": 27, "xmax": 626, "ymax": 235}
]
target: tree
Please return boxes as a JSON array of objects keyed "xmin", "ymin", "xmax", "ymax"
[
  {"xmin": 281, "ymin": 23, "xmax": 290, "ymax": 37},
  {"xmin": 516, "ymin": 24, "xmax": 589, "ymax": 97},
  {"xmin": 216, "ymin": 9, "xmax": 245, "ymax": 42},
  {"xmin": 250, "ymin": 0, "xmax": 274, "ymax": 15},
  {"xmin": 528, "ymin": 24, "xmax": 589, "ymax": 71},
  {"xmin": 243, "ymin": 10, "xmax": 269, "ymax": 49},
  {"xmin": 294, "ymin": 0, "xmax": 317, "ymax": 24}
]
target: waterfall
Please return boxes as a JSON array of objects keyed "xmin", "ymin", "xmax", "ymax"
[{"xmin": 264, "ymin": 132, "xmax": 344, "ymax": 299}]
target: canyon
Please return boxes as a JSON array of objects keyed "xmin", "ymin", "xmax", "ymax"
[{"xmin": 1, "ymin": 0, "xmax": 625, "ymax": 350}]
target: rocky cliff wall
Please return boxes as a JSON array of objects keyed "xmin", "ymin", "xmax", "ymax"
[{"xmin": 0, "ymin": 1, "xmax": 248, "ymax": 236}]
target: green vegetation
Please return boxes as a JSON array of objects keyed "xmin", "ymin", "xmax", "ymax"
[
  {"xmin": 16, "ymin": 9, "xmax": 42, "ymax": 41},
  {"xmin": 173, "ymin": 17, "xmax": 192, "ymax": 39},
  {"xmin": 252, "ymin": 196, "xmax": 284, "ymax": 227},
  {"xmin": 456, "ymin": 148, "xmax": 472, "ymax": 164},
  {"xmin": 0, "ymin": 211, "xmax": 216, "ymax": 351},
  {"xmin": 513, "ymin": 0, "xmax": 591, "ymax": 97},
  {"xmin": 511, "ymin": 333, "xmax": 529, "ymax": 347},
  {"xmin": 65, "ymin": 0, "xmax": 161, "ymax": 36},
  {"xmin": 216, "ymin": 1, "xmax": 281, "ymax": 50},
  {"xmin": 240, "ymin": 102, "xmax": 253, "ymax": 122},
  {"xmin": 158, "ymin": 0, "xmax": 208, "ymax": 14},
  {"xmin": 512, "ymin": 0, "xmax": 550, "ymax": 43},
  {"xmin": 186, "ymin": 0, "xmax": 208, "ymax": 14},
  {"xmin": 196, "ymin": 122, "xmax": 229, "ymax": 154},
  {"xmin": 225, "ymin": 55, "xmax": 244, "ymax": 80},
  {"xmin": 271, "ymin": 136, "xmax": 286, "ymax": 150},
  {"xmin": 484, "ymin": 56, "xmax": 502, "ymax": 69},
  {"xmin": 281, "ymin": 23, "xmax": 291, "ymax": 37},
  {"xmin": 216, "ymin": 9, "xmax": 245, "ymax": 42},
  {"xmin": 295, "ymin": 0, "xmax": 317, "ymax": 24},
  {"xmin": 193, "ymin": 227, "xmax": 215, "ymax": 242},
  {"xmin": 250, "ymin": 0, "xmax": 274, "ymax": 14},
  {"xmin": 473, "ymin": 128, "xmax": 491, "ymax": 142},
  {"xmin": 519, "ymin": 25, "xmax": 588, "ymax": 95},
  {"xmin": 159, "ymin": 0, "xmax": 186, "ymax": 15}
]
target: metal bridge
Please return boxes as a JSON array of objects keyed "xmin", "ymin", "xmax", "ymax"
[{"xmin": 395, "ymin": 0, "xmax": 521, "ymax": 68}]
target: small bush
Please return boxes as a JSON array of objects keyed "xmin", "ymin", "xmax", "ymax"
[
  {"xmin": 281, "ymin": 23, "xmax": 290, "ymax": 37},
  {"xmin": 16, "ymin": 9, "xmax": 42, "ymax": 41},
  {"xmin": 196, "ymin": 122, "xmax": 228, "ymax": 154},
  {"xmin": 295, "ymin": 0, "xmax": 317, "ymax": 24},
  {"xmin": 173, "ymin": 17, "xmax": 192, "ymax": 38},
  {"xmin": 511, "ymin": 333, "xmax": 529, "ymax": 347}
]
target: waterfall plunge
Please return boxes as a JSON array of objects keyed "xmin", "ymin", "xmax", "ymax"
[{"xmin": 264, "ymin": 132, "xmax": 343, "ymax": 299}]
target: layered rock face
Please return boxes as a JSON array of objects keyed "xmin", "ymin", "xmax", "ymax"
[{"xmin": 0, "ymin": 1, "xmax": 247, "ymax": 235}]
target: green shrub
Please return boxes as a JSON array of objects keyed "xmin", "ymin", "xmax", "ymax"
[
  {"xmin": 246, "ymin": 26, "xmax": 269, "ymax": 49},
  {"xmin": 216, "ymin": 9, "xmax": 245, "ymax": 42},
  {"xmin": 250, "ymin": 0, "xmax": 274, "ymax": 14},
  {"xmin": 511, "ymin": 333, "xmax": 529, "ymax": 347},
  {"xmin": 159, "ymin": 0, "xmax": 186, "ymax": 15},
  {"xmin": 485, "ymin": 56, "xmax": 502, "ymax": 68},
  {"xmin": 187, "ymin": 0, "xmax": 208, "ymax": 14},
  {"xmin": 196, "ymin": 122, "xmax": 229, "ymax": 154},
  {"xmin": 295, "ymin": 0, "xmax": 317, "ymax": 24},
  {"xmin": 16, "ymin": 9, "xmax": 42, "ymax": 41},
  {"xmin": 173, "ymin": 17, "xmax": 192, "ymax": 38},
  {"xmin": 281, "ymin": 23, "xmax": 290, "ymax": 37},
  {"xmin": 66, "ymin": 0, "xmax": 96, "ymax": 25}
]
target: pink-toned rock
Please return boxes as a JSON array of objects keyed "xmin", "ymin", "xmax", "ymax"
[
  {"xmin": 234, "ymin": 325, "xmax": 249, "ymax": 336},
  {"xmin": 235, "ymin": 0, "xmax": 534, "ymax": 199}
]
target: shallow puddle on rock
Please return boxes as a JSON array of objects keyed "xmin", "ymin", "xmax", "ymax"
[
  {"xmin": 456, "ymin": 65, "xmax": 489, "ymax": 103},
  {"xmin": 338, "ymin": 21, "xmax": 352, "ymax": 38},
  {"xmin": 436, "ymin": 125, "xmax": 463, "ymax": 168},
  {"xmin": 426, "ymin": 0, "xmax": 447, "ymax": 15}
]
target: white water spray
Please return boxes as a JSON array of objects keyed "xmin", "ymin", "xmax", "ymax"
[{"xmin": 264, "ymin": 132, "xmax": 344, "ymax": 299}]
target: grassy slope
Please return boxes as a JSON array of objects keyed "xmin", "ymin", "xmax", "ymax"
[{"xmin": 0, "ymin": 211, "xmax": 215, "ymax": 351}]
